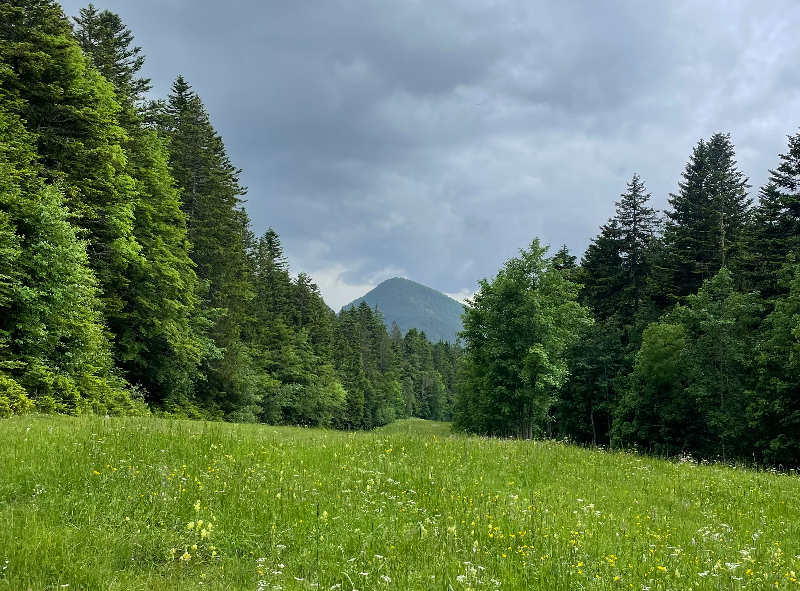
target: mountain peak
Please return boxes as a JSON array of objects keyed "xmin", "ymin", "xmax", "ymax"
[{"xmin": 343, "ymin": 278, "xmax": 465, "ymax": 343}]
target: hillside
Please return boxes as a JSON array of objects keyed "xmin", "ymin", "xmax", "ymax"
[{"xmin": 343, "ymin": 277, "xmax": 465, "ymax": 343}]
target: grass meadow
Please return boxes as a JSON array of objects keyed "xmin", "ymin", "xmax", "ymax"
[{"xmin": 1, "ymin": 416, "xmax": 799, "ymax": 590}]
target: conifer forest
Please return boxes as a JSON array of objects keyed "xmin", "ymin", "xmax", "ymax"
[{"xmin": 2, "ymin": 1, "xmax": 800, "ymax": 469}]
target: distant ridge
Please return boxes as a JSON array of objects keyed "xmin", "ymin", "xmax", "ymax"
[{"xmin": 343, "ymin": 277, "xmax": 465, "ymax": 343}]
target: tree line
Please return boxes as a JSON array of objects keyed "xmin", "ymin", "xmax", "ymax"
[
  {"xmin": 3, "ymin": 2, "xmax": 799, "ymax": 467},
  {"xmin": 0, "ymin": 1, "xmax": 460, "ymax": 426},
  {"xmin": 455, "ymin": 131, "xmax": 800, "ymax": 467}
]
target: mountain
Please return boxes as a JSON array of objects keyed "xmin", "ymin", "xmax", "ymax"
[{"xmin": 343, "ymin": 277, "xmax": 466, "ymax": 343}]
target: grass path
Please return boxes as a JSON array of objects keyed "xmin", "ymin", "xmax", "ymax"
[{"xmin": 1, "ymin": 416, "xmax": 798, "ymax": 590}]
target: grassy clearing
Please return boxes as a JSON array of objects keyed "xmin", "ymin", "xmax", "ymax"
[{"xmin": 1, "ymin": 416, "xmax": 799, "ymax": 590}]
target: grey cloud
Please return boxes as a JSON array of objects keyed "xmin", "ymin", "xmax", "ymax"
[{"xmin": 59, "ymin": 0, "xmax": 800, "ymax": 308}]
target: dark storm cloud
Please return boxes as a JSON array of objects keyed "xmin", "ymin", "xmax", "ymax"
[{"xmin": 60, "ymin": 0, "xmax": 800, "ymax": 308}]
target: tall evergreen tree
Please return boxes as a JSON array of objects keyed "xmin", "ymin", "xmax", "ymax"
[
  {"xmin": 582, "ymin": 174, "xmax": 659, "ymax": 322},
  {"xmin": 0, "ymin": 0, "xmax": 141, "ymax": 324},
  {"xmin": 562, "ymin": 176, "xmax": 660, "ymax": 445},
  {"xmin": 581, "ymin": 218, "xmax": 626, "ymax": 321},
  {"xmin": 747, "ymin": 130, "xmax": 800, "ymax": 296},
  {"xmin": 71, "ymin": 4, "xmax": 150, "ymax": 108},
  {"xmin": 71, "ymin": 7, "xmax": 205, "ymax": 409},
  {"xmin": 658, "ymin": 134, "xmax": 751, "ymax": 300},
  {"xmin": 333, "ymin": 308, "xmax": 367, "ymax": 428},
  {"xmin": 616, "ymin": 174, "xmax": 660, "ymax": 315},
  {"xmin": 160, "ymin": 76, "xmax": 258, "ymax": 420}
]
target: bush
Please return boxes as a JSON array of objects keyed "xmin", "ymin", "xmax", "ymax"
[{"xmin": 0, "ymin": 373, "xmax": 33, "ymax": 418}]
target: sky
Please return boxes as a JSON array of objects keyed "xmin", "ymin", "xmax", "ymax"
[{"xmin": 60, "ymin": 0, "xmax": 800, "ymax": 310}]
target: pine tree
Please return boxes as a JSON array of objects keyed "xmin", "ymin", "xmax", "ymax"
[
  {"xmin": 0, "ymin": 0, "xmax": 141, "ymax": 325},
  {"xmin": 72, "ymin": 4, "xmax": 151, "ymax": 108},
  {"xmin": 160, "ymin": 76, "xmax": 258, "ymax": 420},
  {"xmin": 658, "ymin": 134, "xmax": 751, "ymax": 300},
  {"xmin": 747, "ymin": 130, "xmax": 800, "ymax": 296},
  {"xmin": 71, "ymin": 8, "xmax": 205, "ymax": 408}
]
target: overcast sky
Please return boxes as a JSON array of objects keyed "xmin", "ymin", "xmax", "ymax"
[{"xmin": 60, "ymin": 0, "xmax": 800, "ymax": 309}]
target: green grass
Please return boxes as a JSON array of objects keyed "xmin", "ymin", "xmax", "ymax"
[{"xmin": 1, "ymin": 416, "xmax": 799, "ymax": 590}]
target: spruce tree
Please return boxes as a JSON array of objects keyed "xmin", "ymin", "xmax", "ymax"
[
  {"xmin": 72, "ymin": 4, "xmax": 151, "ymax": 108},
  {"xmin": 747, "ymin": 130, "xmax": 800, "ymax": 296},
  {"xmin": 582, "ymin": 174, "xmax": 659, "ymax": 322},
  {"xmin": 658, "ymin": 133, "xmax": 751, "ymax": 300},
  {"xmin": 160, "ymin": 76, "xmax": 258, "ymax": 420},
  {"xmin": 580, "ymin": 219, "xmax": 626, "ymax": 321},
  {"xmin": 71, "ymin": 7, "xmax": 205, "ymax": 408},
  {"xmin": 333, "ymin": 308, "xmax": 366, "ymax": 428},
  {"xmin": 616, "ymin": 174, "xmax": 660, "ymax": 314},
  {"xmin": 0, "ymin": 0, "xmax": 141, "ymax": 321}
]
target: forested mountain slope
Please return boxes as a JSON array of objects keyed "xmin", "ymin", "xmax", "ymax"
[{"xmin": 343, "ymin": 278, "xmax": 465, "ymax": 343}]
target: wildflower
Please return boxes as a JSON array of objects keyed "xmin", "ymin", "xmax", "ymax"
[
  {"xmin": 194, "ymin": 499, "xmax": 201, "ymax": 512},
  {"xmin": 180, "ymin": 552, "xmax": 191, "ymax": 561},
  {"xmin": 187, "ymin": 521, "xmax": 195, "ymax": 530}
]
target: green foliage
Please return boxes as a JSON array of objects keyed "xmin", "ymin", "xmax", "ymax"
[
  {"xmin": 0, "ymin": 104, "xmax": 132, "ymax": 415},
  {"xmin": 72, "ymin": 3, "xmax": 151, "ymax": 106},
  {"xmin": 4, "ymin": 1, "xmax": 800, "ymax": 470},
  {"xmin": 751, "ymin": 259, "xmax": 800, "ymax": 465},
  {"xmin": 160, "ymin": 76, "xmax": 258, "ymax": 420},
  {"xmin": 117, "ymin": 125, "xmax": 205, "ymax": 409},
  {"xmin": 454, "ymin": 239, "xmax": 592, "ymax": 438},
  {"xmin": 0, "ymin": 373, "xmax": 32, "ymax": 417},
  {"xmin": 71, "ymin": 4, "xmax": 205, "ymax": 409},
  {"xmin": 556, "ymin": 318, "xmax": 626, "ymax": 446},
  {"xmin": 657, "ymin": 133, "xmax": 751, "ymax": 301},
  {"xmin": 0, "ymin": 0, "xmax": 142, "ymax": 321},
  {"xmin": 746, "ymin": 129, "xmax": 800, "ymax": 297},
  {"xmin": 616, "ymin": 269, "xmax": 762, "ymax": 459}
]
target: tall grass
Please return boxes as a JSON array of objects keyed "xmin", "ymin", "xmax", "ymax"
[{"xmin": 1, "ymin": 415, "xmax": 798, "ymax": 590}]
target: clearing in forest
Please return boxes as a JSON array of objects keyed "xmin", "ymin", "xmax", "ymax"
[{"xmin": 1, "ymin": 416, "xmax": 798, "ymax": 590}]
